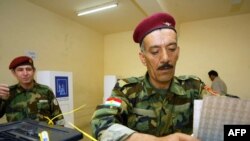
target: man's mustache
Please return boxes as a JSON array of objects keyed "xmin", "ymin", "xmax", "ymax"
[{"xmin": 158, "ymin": 63, "xmax": 173, "ymax": 70}]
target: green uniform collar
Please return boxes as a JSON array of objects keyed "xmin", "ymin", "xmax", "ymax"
[
  {"xmin": 143, "ymin": 73, "xmax": 186, "ymax": 96},
  {"xmin": 15, "ymin": 80, "xmax": 38, "ymax": 93}
]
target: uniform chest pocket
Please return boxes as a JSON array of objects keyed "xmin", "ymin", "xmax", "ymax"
[
  {"xmin": 131, "ymin": 108, "xmax": 157, "ymax": 133},
  {"xmin": 37, "ymin": 100, "xmax": 50, "ymax": 110}
]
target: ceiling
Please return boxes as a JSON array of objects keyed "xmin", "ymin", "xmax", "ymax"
[{"xmin": 27, "ymin": 0, "xmax": 250, "ymax": 34}]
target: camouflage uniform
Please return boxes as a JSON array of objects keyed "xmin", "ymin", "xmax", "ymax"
[
  {"xmin": 91, "ymin": 73, "xmax": 207, "ymax": 141},
  {"xmin": 0, "ymin": 81, "xmax": 64, "ymax": 126}
]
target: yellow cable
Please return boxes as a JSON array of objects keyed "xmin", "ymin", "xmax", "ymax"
[
  {"xmin": 43, "ymin": 104, "xmax": 86, "ymax": 125},
  {"xmin": 68, "ymin": 122, "xmax": 97, "ymax": 141},
  {"xmin": 41, "ymin": 104, "xmax": 95, "ymax": 141},
  {"xmin": 51, "ymin": 104, "xmax": 86, "ymax": 122},
  {"xmin": 43, "ymin": 116, "xmax": 54, "ymax": 125}
]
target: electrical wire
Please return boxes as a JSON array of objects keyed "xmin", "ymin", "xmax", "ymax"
[
  {"xmin": 68, "ymin": 122, "xmax": 97, "ymax": 141},
  {"xmin": 43, "ymin": 104, "xmax": 86, "ymax": 125},
  {"xmin": 41, "ymin": 104, "xmax": 97, "ymax": 141}
]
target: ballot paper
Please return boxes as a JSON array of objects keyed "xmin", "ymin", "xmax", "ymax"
[
  {"xmin": 193, "ymin": 100, "xmax": 203, "ymax": 137},
  {"xmin": 193, "ymin": 96, "xmax": 250, "ymax": 141}
]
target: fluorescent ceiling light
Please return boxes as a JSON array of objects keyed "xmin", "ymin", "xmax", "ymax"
[{"xmin": 77, "ymin": 1, "xmax": 118, "ymax": 16}]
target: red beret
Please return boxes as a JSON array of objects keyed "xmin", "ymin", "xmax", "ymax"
[
  {"xmin": 133, "ymin": 12, "xmax": 176, "ymax": 44},
  {"xmin": 9, "ymin": 56, "xmax": 34, "ymax": 70}
]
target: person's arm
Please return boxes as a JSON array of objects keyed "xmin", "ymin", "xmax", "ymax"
[
  {"xmin": 91, "ymin": 98, "xmax": 134, "ymax": 140},
  {"xmin": 0, "ymin": 84, "xmax": 10, "ymax": 117},
  {"xmin": 91, "ymin": 79, "xmax": 135, "ymax": 140},
  {"xmin": 126, "ymin": 132, "xmax": 158, "ymax": 141},
  {"xmin": 96, "ymin": 124, "xmax": 136, "ymax": 141},
  {"xmin": 127, "ymin": 132, "xmax": 200, "ymax": 141},
  {"xmin": 0, "ymin": 100, "xmax": 6, "ymax": 118},
  {"xmin": 47, "ymin": 88, "xmax": 65, "ymax": 126},
  {"xmin": 0, "ymin": 84, "xmax": 10, "ymax": 100}
]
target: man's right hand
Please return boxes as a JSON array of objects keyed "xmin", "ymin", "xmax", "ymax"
[{"xmin": 0, "ymin": 84, "xmax": 10, "ymax": 100}]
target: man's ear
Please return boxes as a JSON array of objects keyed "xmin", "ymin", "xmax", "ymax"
[{"xmin": 139, "ymin": 52, "xmax": 146, "ymax": 66}]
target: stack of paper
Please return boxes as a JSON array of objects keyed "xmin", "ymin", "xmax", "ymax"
[{"xmin": 193, "ymin": 96, "xmax": 250, "ymax": 141}]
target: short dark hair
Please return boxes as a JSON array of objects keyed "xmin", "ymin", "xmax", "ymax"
[{"xmin": 208, "ymin": 70, "xmax": 218, "ymax": 77}]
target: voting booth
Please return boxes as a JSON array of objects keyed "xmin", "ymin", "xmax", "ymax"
[
  {"xmin": 36, "ymin": 71, "xmax": 74, "ymax": 128},
  {"xmin": 104, "ymin": 75, "xmax": 117, "ymax": 103}
]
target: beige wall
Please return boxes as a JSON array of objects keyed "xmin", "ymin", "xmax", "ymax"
[
  {"xmin": 1, "ymin": 0, "xmax": 250, "ymax": 139},
  {"xmin": 0, "ymin": 0, "xmax": 104, "ymax": 136},
  {"xmin": 104, "ymin": 31, "xmax": 146, "ymax": 78},
  {"xmin": 104, "ymin": 13, "xmax": 250, "ymax": 99},
  {"xmin": 177, "ymin": 13, "xmax": 250, "ymax": 99}
]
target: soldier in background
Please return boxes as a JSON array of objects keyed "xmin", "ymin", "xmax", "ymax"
[
  {"xmin": 91, "ymin": 12, "xmax": 213, "ymax": 141},
  {"xmin": 0, "ymin": 56, "xmax": 64, "ymax": 126}
]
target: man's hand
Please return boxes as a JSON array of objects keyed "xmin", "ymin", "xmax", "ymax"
[
  {"xmin": 0, "ymin": 84, "xmax": 10, "ymax": 100},
  {"xmin": 127, "ymin": 132, "xmax": 200, "ymax": 141}
]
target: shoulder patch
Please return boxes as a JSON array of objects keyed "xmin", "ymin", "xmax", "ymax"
[
  {"xmin": 104, "ymin": 97, "xmax": 122, "ymax": 107},
  {"xmin": 177, "ymin": 75, "xmax": 201, "ymax": 81},
  {"xmin": 117, "ymin": 76, "xmax": 143, "ymax": 88}
]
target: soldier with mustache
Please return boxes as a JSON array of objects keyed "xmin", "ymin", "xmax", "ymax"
[{"xmin": 91, "ymin": 12, "xmax": 214, "ymax": 141}]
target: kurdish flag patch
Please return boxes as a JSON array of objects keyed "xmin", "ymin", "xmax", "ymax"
[{"xmin": 105, "ymin": 97, "xmax": 122, "ymax": 107}]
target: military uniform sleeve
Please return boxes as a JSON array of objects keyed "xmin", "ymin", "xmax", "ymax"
[
  {"xmin": 177, "ymin": 75, "xmax": 207, "ymax": 99},
  {"xmin": 0, "ymin": 100, "xmax": 7, "ymax": 118},
  {"xmin": 100, "ymin": 124, "xmax": 136, "ymax": 141},
  {"xmin": 91, "ymin": 80, "xmax": 136, "ymax": 141},
  {"xmin": 47, "ymin": 89, "xmax": 65, "ymax": 126}
]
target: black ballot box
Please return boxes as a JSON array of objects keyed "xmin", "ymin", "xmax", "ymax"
[{"xmin": 0, "ymin": 119, "xmax": 83, "ymax": 141}]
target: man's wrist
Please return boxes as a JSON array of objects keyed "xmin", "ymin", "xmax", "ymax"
[{"xmin": 126, "ymin": 133, "xmax": 157, "ymax": 141}]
